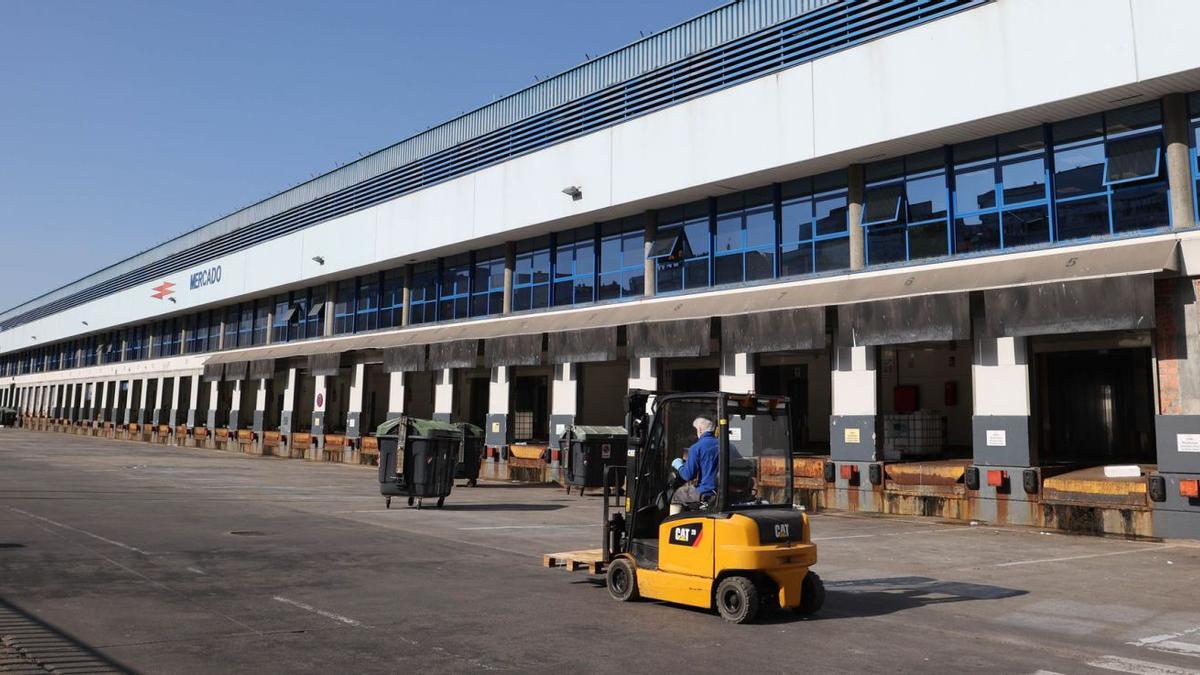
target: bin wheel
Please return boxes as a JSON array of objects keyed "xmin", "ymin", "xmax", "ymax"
[
  {"xmin": 437, "ymin": 496, "xmax": 445, "ymax": 508},
  {"xmin": 385, "ymin": 497, "xmax": 391, "ymax": 509},
  {"xmin": 715, "ymin": 576, "xmax": 760, "ymax": 624},
  {"xmin": 606, "ymin": 557, "xmax": 639, "ymax": 602},
  {"xmin": 795, "ymin": 572, "xmax": 825, "ymax": 616},
  {"xmin": 407, "ymin": 496, "xmax": 415, "ymax": 507}
]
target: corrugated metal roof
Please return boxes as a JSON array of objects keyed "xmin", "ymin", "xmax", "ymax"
[{"xmin": 1, "ymin": 0, "xmax": 836, "ymax": 323}]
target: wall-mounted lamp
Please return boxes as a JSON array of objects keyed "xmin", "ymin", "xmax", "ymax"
[
  {"xmin": 561, "ymin": 185, "xmax": 582, "ymax": 201},
  {"xmin": 168, "ymin": 297, "xmax": 177, "ymax": 303},
  {"xmin": 312, "ymin": 256, "xmax": 326, "ymax": 265},
  {"xmin": 81, "ymin": 321, "xmax": 89, "ymax": 326}
]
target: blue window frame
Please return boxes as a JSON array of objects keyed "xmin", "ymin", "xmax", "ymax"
[
  {"xmin": 599, "ymin": 217, "xmax": 645, "ymax": 302},
  {"xmin": 714, "ymin": 187, "xmax": 776, "ymax": 286},
  {"xmin": 952, "ymin": 126, "xmax": 1051, "ymax": 254},
  {"xmin": 223, "ymin": 306, "xmax": 239, "ymax": 350},
  {"xmin": 82, "ymin": 337, "xmax": 96, "ymax": 367},
  {"xmin": 410, "ymin": 262, "xmax": 438, "ymax": 325},
  {"xmin": 653, "ymin": 201, "xmax": 711, "ymax": 294},
  {"xmin": 356, "ymin": 275, "xmax": 380, "ymax": 332},
  {"xmin": 238, "ymin": 303, "xmax": 255, "ymax": 347},
  {"xmin": 271, "ymin": 295, "xmax": 291, "ymax": 343},
  {"xmin": 306, "ymin": 286, "xmax": 327, "ymax": 339},
  {"xmin": 125, "ymin": 327, "xmax": 142, "ymax": 361},
  {"xmin": 1188, "ymin": 92, "xmax": 1200, "ymax": 224},
  {"xmin": 380, "ymin": 269, "xmax": 404, "ymax": 329},
  {"xmin": 47, "ymin": 347, "xmax": 59, "ymax": 371},
  {"xmin": 553, "ymin": 226, "xmax": 596, "ymax": 307},
  {"xmin": 1053, "ymin": 101, "xmax": 1168, "ymax": 240},
  {"xmin": 780, "ymin": 171, "xmax": 850, "ymax": 276},
  {"xmin": 63, "ymin": 341, "xmax": 76, "ymax": 369},
  {"xmin": 438, "ymin": 255, "xmax": 471, "ymax": 321},
  {"xmin": 471, "ymin": 247, "xmax": 506, "ymax": 317},
  {"xmin": 513, "ymin": 236, "xmax": 551, "ymax": 312},
  {"xmin": 864, "ymin": 149, "xmax": 951, "ymax": 265},
  {"xmin": 333, "ymin": 281, "xmax": 356, "ymax": 335}
]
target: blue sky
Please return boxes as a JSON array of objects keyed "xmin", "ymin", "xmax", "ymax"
[{"xmin": 0, "ymin": 0, "xmax": 716, "ymax": 312}]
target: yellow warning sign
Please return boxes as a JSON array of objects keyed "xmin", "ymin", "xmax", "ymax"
[{"xmin": 844, "ymin": 427, "xmax": 861, "ymax": 444}]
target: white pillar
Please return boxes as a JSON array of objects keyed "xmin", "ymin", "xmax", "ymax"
[
  {"xmin": 98, "ymin": 381, "xmax": 109, "ymax": 422},
  {"xmin": 138, "ymin": 377, "xmax": 150, "ymax": 426},
  {"xmin": 346, "ymin": 363, "xmax": 365, "ymax": 438},
  {"xmin": 831, "ymin": 344, "xmax": 877, "ymax": 462},
  {"xmin": 279, "ymin": 368, "xmax": 297, "ymax": 433},
  {"xmin": 229, "ymin": 380, "xmax": 242, "ymax": 430},
  {"xmin": 65, "ymin": 383, "xmax": 74, "ymax": 422},
  {"xmin": 972, "ymin": 335, "xmax": 1033, "ymax": 467},
  {"xmin": 154, "ymin": 376, "xmax": 166, "ymax": 426},
  {"xmin": 311, "ymin": 374, "xmax": 327, "ymax": 459},
  {"xmin": 485, "ymin": 366, "xmax": 509, "ymax": 458},
  {"xmin": 387, "ymin": 371, "xmax": 406, "ymax": 419},
  {"xmin": 551, "ymin": 362, "xmax": 578, "ymax": 439},
  {"xmin": 719, "ymin": 352, "xmax": 756, "ymax": 394},
  {"xmin": 169, "ymin": 375, "xmax": 182, "ymax": 427},
  {"xmin": 433, "ymin": 368, "xmax": 454, "ymax": 421},
  {"xmin": 206, "ymin": 380, "xmax": 219, "ymax": 429}
]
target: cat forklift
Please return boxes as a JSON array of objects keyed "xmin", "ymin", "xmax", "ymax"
[{"xmin": 594, "ymin": 389, "xmax": 824, "ymax": 623}]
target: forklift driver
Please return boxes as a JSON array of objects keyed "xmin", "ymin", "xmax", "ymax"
[{"xmin": 669, "ymin": 416, "xmax": 719, "ymax": 514}]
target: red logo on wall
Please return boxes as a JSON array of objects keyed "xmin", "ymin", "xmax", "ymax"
[
  {"xmin": 316, "ymin": 393, "xmax": 324, "ymax": 409},
  {"xmin": 151, "ymin": 281, "xmax": 176, "ymax": 300}
]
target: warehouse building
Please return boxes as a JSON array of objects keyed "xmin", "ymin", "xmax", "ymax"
[{"xmin": 5, "ymin": 0, "xmax": 1200, "ymax": 537}]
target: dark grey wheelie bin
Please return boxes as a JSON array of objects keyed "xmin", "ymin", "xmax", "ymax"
[
  {"xmin": 559, "ymin": 425, "xmax": 628, "ymax": 495},
  {"xmin": 377, "ymin": 416, "xmax": 463, "ymax": 509},
  {"xmin": 456, "ymin": 423, "xmax": 484, "ymax": 487},
  {"xmin": 0, "ymin": 407, "xmax": 16, "ymax": 427}
]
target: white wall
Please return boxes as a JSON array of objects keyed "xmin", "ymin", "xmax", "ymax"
[{"xmin": 6, "ymin": 0, "xmax": 1200, "ymax": 353}]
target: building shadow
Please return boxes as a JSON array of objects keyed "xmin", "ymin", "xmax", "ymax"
[
  {"xmin": 0, "ymin": 595, "xmax": 135, "ymax": 673},
  {"xmin": 439, "ymin": 503, "xmax": 566, "ymax": 512}
]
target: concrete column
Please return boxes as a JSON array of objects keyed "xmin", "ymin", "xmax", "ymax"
[
  {"xmin": 49, "ymin": 385, "xmax": 59, "ymax": 420},
  {"xmin": 122, "ymin": 381, "xmax": 134, "ymax": 425},
  {"xmin": 279, "ymin": 368, "xmax": 297, "ymax": 436},
  {"xmin": 137, "ymin": 378, "xmax": 150, "ymax": 426},
  {"xmin": 642, "ymin": 210, "xmax": 657, "ymax": 297},
  {"xmin": 346, "ymin": 363, "xmax": 365, "ymax": 438},
  {"xmin": 229, "ymin": 380, "xmax": 242, "ymax": 430},
  {"xmin": 386, "ymin": 371, "xmax": 406, "ymax": 420},
  {"xmin": 401, "ymin": 265, "xmax": 413, "ymax": 327},
  {"xmin": 169, "ymin": 375, "xmax": 182, "ymax": 428},
  {"xmin": 153, "ymin": 376, "xmax": 166, "ymax": 426},
  {"xmin": 186, "ymin": 375, "xmax": 200, "ymax": 427},
  {"xmin": 311, "ymin": 375, "xmax": 327, "ymax": 457},
  {"xmin": 830, "ymin": 344, "xmax": 877, "ymax": 461},
  {"xmin": 719, "ymin": 352, "xmax": 756, "ymax": 394},
  {"xmin": 550, "ymin": 362, "xmax": 578, "ymax": 441},
  {"xmin": 502, "ymin": 242, "xmax": 516, "ymax": 315},
  {"xmin": 252, "ymin": 379, "xmax": 267, "ymax": 435},
  {"xmin": 628, "ymin": 357, "xmax": 658, "ymax": 404},
  {"xmin": 1164, "ymin": 93, "xmax": 1196, "ymax": 231},
  {"xmin": 206, "ymin": 380, "xmax": 219, "ymax": 429},
  {"xmin": 485, "ymin": 366, "xmax": 509, "ymax": 456},
  {"xmin": 97, "ymin": 381, "xmax": 109, "ymax": 423},
  {"xmin": 972, "ymin": 335, "xmax": 1033, "ymax": 466},
  {"xmin": 65, "ymin": 383, "xmax": 74, "ymax": 422},
  {"xmin": 847, "ymin": 164, "xmax": 865, "ymax": 270},
  {"xmin": 433, "ymin": 369, "xmax": 454, "ymax": 423},
  {"xmin": 323, "ymin": 282, "xmax": 336, "ymax": 337}
]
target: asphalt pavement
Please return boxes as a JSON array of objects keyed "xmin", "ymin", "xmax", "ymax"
[{"xmin": 2, "ymin": 429, "xmax": 1200, "ymax": 674}]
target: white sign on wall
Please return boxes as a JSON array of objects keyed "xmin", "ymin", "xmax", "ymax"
[
  {"xmin": 728, "ymin": 427, "xmax": 742, "ymax": 442},
  {"xmin": 986, "ymin": 430, "xmax": 1007, "ymax": 447},
  {"xmin": 1177, "ymin": 434, "xmax": 1200, "ymax": 453}
]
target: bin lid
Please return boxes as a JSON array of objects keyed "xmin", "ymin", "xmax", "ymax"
[
  {"xmin": 457, "ymin": 422, "xmax": 484, "ymax": 438},
  {"xmin": 561, "ymin": 425, "xmax": 627, "ymax": 441},
  {"xmin": 375, "ymin": 416, "xmax": 463, "ymax": 439}
]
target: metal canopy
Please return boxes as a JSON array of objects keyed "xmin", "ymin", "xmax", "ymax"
[
  {"xmin": 627, "ymin": 319, "xmax": 711, "ymax": 359},
  {"xmin": 195, "ymin": 236, "xmax": 1178, "ymax": 366},
  {"xmin": 548, "ymin": 326, "xmax": 619, "ymax": 363},
  {"xmin": 722, "ymin": 307, "xmax": 825, "ymax": 354},
  {"xmin": 224, "ymin": 361, "xmax": 249, "ymax": 382},
  {"xmin": 308, "ymin": 353, "xmax": 341, "ymax": 377},
  {"xmin": 382, "ymin": 345, "xmax": 427, "ymax": 373},
  {"xmin": 984, "ymin": 274, "xmax": 1156, "ymax": 337},
  {"xmin": 484, "ymin": 334, "xmax": 544, "ymax": 367},
  {"xmin": 249, "ymin": 359, "xmax": 276, "ymax": 380},
  {"xmin": 201, "ymin": 363, "xmax": 224, "ymax": 382},
  {"xmin": 837, "ymin": 293, "xmax": 970, "ymax": 347},
  {"xmin": 427, "ymin": 340, "xmax": 478, "ymax": 370}
]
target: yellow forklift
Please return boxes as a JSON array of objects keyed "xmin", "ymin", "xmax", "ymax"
[{"xmin": 596, "ymin": 389, "xmax": 824, "ymax": 623}]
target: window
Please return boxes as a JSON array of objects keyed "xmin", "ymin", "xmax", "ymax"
[
  {"xmin": 353, "ymin": 275, "xmax": 379, "ymax": 332},
  {"xmin": 251, "ymin": 302, "xmax": 269, "ymax": 345},
  {"xmin": 238, "ymin": 303, "xmax": 255, "ymax": 347},
  {"xmin": 64, "ymin": 341, "xmax": 76, "ymax": 369},
  {"xmin": 333, "ymin": 281, "xmax": 356, "ymax": 335},
  {"xmin": 714, "ymin": 187, "xmax": 776, "ymax": 286},
  {"xmin": 654, "ymin": 201, "xmax": 711, "ymax": 293},
  {"xmin": 953, "ymin": 126, "xmax": 1050, "ymax": 253},
  {"xmin": 272, "ymin": 295, "xmax": 291, "ymax": 343},
  {"xmin": 124, "ymin": 327, "xmax": 141, "ymax": 361},
  {"xmin": 553, "ymin": 227, "xmax": 596, "ymax": 306},
  {"xmin": 82, "ymin": 337, "xmax": 97, "ymax": 367},
  {"xmin": 471, "ymin": 247, "xmax": 506, "ymax": 317},
  {"xmin": 864, "ymin": 150, "xmax": 951, "ymax": 265},
  {"xmin": 161, "ymin": 320, "xmax": 181, "ymax": 356},
  {"xmin": 598, "ymin": 217, "xmax": 645, "ymax": 301},
  {"xmin": 513, "ymin": 236, "xmax": 551, "ymax": 312},
  {"xmin": 306, "ymin": 286, "xmax": 327, "ymax": 339},
  {"xmin": 410, "ymin": 262, "xmax": 438, "ymax": 325},
  {"xmin": 1053, "ymin": 101, "xmax": 1167, "ymax": 240},
  {"xmin": 380, "ymin": 269, "xmax": 404, "ymax": 329},
  {"xmin": 780, "ymin": 171, "xmax": 850, "ymax": 276},
  {"xmin": 438, "ymin": 255, "xmax": 471, "ymax": 321},
  {"xmin": 48, "ymin": 347, "xmax": 59, "ymax": 371},
  {"xmin": 223, "ymin": 306, "xmax": 239, "ymax": 350}
]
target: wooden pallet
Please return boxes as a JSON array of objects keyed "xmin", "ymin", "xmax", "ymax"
[{"xmin": 543, "ymin": 549, "xmax": 605, "ymax": 574}]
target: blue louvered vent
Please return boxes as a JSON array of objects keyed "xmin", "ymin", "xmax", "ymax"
[{"xmin": 1, "ymin": 0, "xmax": 985, "ymax": 333}]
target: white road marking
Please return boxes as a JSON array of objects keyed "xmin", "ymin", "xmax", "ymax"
[
  {"xmin": 1132, "ymin": 627, "xmax": 1200, "ymax": 648},
  {"xmin": 273, "ymin": 596, "xmax": 365, "ymax": 628},
  {"xmin": 186, "ymin": 566, "xmax": 206, "ymax": 575},
  {"xmin": 8, "ymin": 507, "xmax": 151, "ymax": 555},
  {"xmin": 1147, "ymin": 641, "xmax": 1200, "ymax": 657},
  {"xmin": 813, "ymin": 527, "xmax": 975, "ymax": 541},
  {"xmin": 1087, "ymin": 655, "xmax": 1200, "ymax": 675},
  {"xmin": 994, "ymin": 545, "xmax": 1181, "ymax": 568},
  {"xmin": 457, "ymin": 524, "xmax": 595, "ymax": 531}
]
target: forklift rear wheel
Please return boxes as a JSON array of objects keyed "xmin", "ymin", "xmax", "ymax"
[
  {"xmin": 795, "ymin": 572, "xmax": 825, "ymax": 616},
  {"xmin": 437, "ymin": 496, "xmax": 445, "ymax": 508},
  {"xmin": 606, "ymin": 558, "xmax": 639, "ymax": 602},
  {"xmin": 385, "ymin": 497, "xmax": 391, "ymax": 509},
  {"xmin": 715, "ymin": 576, "xmax": 759, "ymax": 624},
  {"xmin": 407, "ymin": 496, "xmax": 415, "ymax": 507}
]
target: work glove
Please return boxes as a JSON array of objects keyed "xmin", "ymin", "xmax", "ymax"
[{"xmin": 671, "ymin": 457, "xmax": 684, "ymax": 472}]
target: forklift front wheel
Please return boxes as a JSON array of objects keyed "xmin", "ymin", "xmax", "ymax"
[
  {"xmin": 795, "ymin": 572, "xmax": 825, "ymax": 616},
  {"xmin": 385, "ymin": 497, "xmax": 391, "ymax": 509},
  {"xmin": 606, "ymin": 557, "xmax": 639, "ymax": 602},
  {"xmin": 715, "ymin": 576, "xmax": 760, "ymax": 624},
  {"xmin": 437, "ymin": 496, "xmax": 445, "ymax": 508},
  {"xmin": 407, "ymin": 496, "xmax": 415, "ymax": 507}
]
